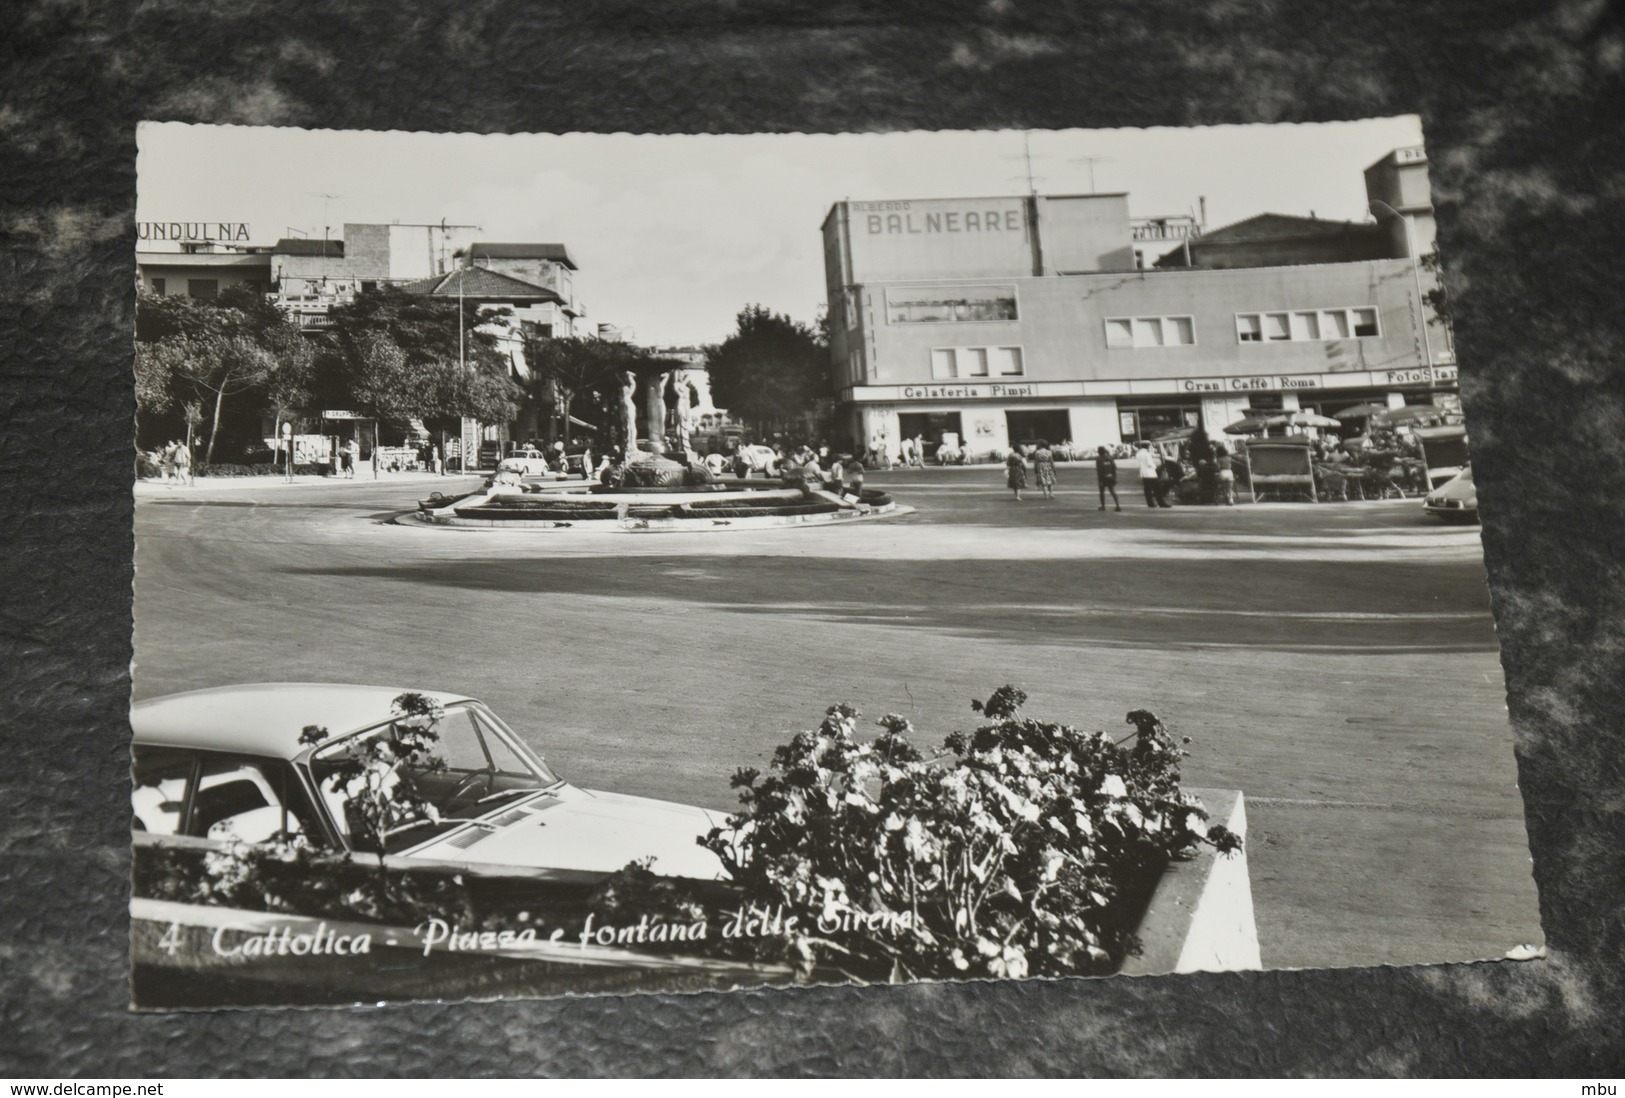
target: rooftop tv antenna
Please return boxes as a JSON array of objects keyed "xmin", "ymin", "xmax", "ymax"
[
  {"xmin": 1005, "ymin": 131, "xmax": 1045, "ymax": 195},
  {"xmin": 306, "ymin": 192, "xmax": 343, "ymax": 277},
  {"xmin": 1066, "ymin": 154, "xmax": 1112, "ymax": 194},
  {"xmin": 392, "ymin": 219, "xmax": 481, "ymax": 274}
]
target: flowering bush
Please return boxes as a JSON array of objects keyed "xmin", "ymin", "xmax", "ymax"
[
  {"xmin": 302, "ymin": 691, "xmax": 447, "ymax": 859},
  {"xmin": 135, "ymin": 832, "xmax": 475, "ymax": 926},
  {"xmin": 703, "ymin": 686, "xmax": 1240, "ymax": 981}
]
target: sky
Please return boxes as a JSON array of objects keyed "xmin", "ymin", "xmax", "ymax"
[{"xmin": 137, "ymin": 117, "xmax": 1424, "ymax": 348}]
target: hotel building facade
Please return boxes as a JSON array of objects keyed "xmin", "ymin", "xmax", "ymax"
[{"xmin": 822, "ymin": 147, "xmax": 1455, "ymax": 458}]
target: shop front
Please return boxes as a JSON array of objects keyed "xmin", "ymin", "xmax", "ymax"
[{"xmin": 847, "ymin": 364, "xmax": 1460, "ymax": 460}]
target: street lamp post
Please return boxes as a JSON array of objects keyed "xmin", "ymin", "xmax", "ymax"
[
  {"xmin": 455, "ymin": 266, "xmax": 478, "ymax": 475},
  {"xmin": 1370, "ymin": 199, "xmax": 1433, "ymax": 369}
]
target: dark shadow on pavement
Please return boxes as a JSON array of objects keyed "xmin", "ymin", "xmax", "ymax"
[{"xmin": 285, "ymin": 554, "xmax": 1500, "ymax": 655}]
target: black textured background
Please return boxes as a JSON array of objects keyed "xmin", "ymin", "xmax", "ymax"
[{"xmin": 3, "ymin": 0, "xmax": 1624, "ymax": 1077}]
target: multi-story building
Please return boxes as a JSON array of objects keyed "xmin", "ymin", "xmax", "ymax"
[
  {"xmin": 270, "ymin": 223, "xmax": 476, "ymax": 329},
  {"xmin": 136, "ymin": 224, "xmax": 272, "ymax": 300},
  {"xmin": 464, "ymin": 243, "xmax": 580, "ymax": 330},
  {"xmin": 823, "ymin": 148, "xmax": 1455, "ymax": 458}
]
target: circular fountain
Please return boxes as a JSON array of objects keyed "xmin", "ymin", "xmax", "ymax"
[
  {"xmin": 402, "ymin": 475, "xmax": 900, "ymax": 531},
  {"xmin": 396, "ymin": 363, "xmax": 906, "ymax": 532}
]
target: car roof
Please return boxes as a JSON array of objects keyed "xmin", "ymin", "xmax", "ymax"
[{"xmin": 131, "ymin": 683, "xmax": 477, "ymax": 761}]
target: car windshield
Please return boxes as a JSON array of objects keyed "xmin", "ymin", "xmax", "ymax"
[{"xmin": 307, "ymin": 702, "xmax": 560, "ymax": 854}]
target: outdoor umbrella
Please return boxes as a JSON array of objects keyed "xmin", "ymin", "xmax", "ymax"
[
  {"xmin": 1333, "ymin": 402, "xmax": 1391, "ymax": 420},
  {"xmin": 1264, "ymin": 411, "xmax": 1342, "ymax": 429},
  {"xmin": 1223, "ymin": 417, "xmax": 1270, "ymax": 435},
  {"xmin": 1374, "ymin": 404, "xmax": 1446, "ymax": 426},
  {"xmin": 1151, "ymin": 425, "xmax": 1199, "ymax": 441}
]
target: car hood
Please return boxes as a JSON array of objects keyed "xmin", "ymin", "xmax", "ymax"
[
  {"xmin": 405, "ymin": 784, "xmax": 731, "ymax": 881},
  {"xmin": 1432, "ymin": 469, "xmax": 1476, "ymax": 503}
]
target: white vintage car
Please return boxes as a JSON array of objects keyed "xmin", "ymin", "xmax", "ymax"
[
  {"xmin": 131, "ymin": 684, "xmax": 728, "ymax": 880},
  {"xmin": 496, "ymin": 447, "xmax": 561, "ymax": 477},
  {"xmin": 1423, "ymin": 464, "xmax": 1478, "ymax": 523}
]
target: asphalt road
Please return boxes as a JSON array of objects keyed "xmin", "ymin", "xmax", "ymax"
[{"xmin": 133, "ymin": 465, "xmax": 1542, "ymax": 971}]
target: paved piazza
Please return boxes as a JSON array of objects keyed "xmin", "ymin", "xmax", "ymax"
[{"xmin": 133, "ymin": 465, "xmax": 1542, "ymax": 971}]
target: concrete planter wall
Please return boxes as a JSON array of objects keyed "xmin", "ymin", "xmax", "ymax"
[{"xmin": 1119, "ymin": 788, "xmax": 1261, "ymax": 977}]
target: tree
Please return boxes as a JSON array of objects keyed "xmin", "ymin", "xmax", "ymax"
[
  {"xmin": 704, "ymin": 305, "xmax": 830, "ymax": 436},
  {"xmin": 323, "ymin": 287, "xmax": 520, "ymax": 439},
  {"xmin": 134, "ymin": 286, "xmax": 313, "ymax": 461},
  {"xmin": 134, "ymin": 340, "xmax": 175, "ymax": 416},
  {"xmin": 520, "ymin": 335, "xmax": 633, "ymax": 446}
]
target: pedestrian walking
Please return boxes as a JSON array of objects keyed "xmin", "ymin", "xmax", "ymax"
[
  {"xmin": 431, "ymin": 443, "xmax": 444, "ymax": 475},
  {"xmin": 1215, "ymin": 442, "xmax": 1237, "ymax": 505},
  {"xmin": 1031, "ymin": 439, "xmax": 1057, "ymax": 500},
  {"xmin": 1095, "ymin": 445, "xmax": 1121, "ymax": 511},
  {"xmin": 171, "ymin": 439, "xmax": 192, "ymax": 486},
  {"xmin": 1005, "ymin": 448, "xmax": 1027, "ymax": 501},
  {"xmin": 160, "ymin": 440, "xmax": 178, "ymax": 485},
  {"xmin": 912, "ymin": 434, "xmax": 926, "ymax": 468},
  {"xmin": 1135, "ymin": 442, "xmax": 1164, "ymax": 508}
]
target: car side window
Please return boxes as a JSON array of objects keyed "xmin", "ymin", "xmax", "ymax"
[
  {"xmin": 187, "ymin": 756, "xmax": 316, "ymax": 844},
  {"xmin": 132, "ymin": 749, "xmax": 198, "ymax": 835},
  {"xmin": 188, "ymin": 759, "xmax": 274, "ymax": 838}
]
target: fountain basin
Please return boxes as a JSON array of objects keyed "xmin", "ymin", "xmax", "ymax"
[{"xmin": 402, "ymin": 482, "xmax": 903, "ymax": 531}]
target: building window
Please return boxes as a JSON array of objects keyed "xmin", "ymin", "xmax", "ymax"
[
  {"xmin": 150, "ymin": 278, "xmax": 165, "ymax": 296},
  {"xmin": 1107, "ymin": 315, "xmax": 1196, "ymax": 348},
  {"xmin": 931, "ymin": 346, "xmax": 1023, "ymax": 379},
  {"xmin": 1236, "ymin": 307, "xmax": 1381, "ymax": 343},
  {"xmin": 187, "ymin": 279, "xmax": 218, "ymax": 300},
  {"xmin": 887, "ymin": 285, "xmax": 1018, "ymax": 324}
]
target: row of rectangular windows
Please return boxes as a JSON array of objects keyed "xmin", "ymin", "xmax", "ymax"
[
  {"xmin": 1107, "ymin": 308, "xmax": 1382, "ymax": 348},
  {"xmin": 931, "ymin": 346, "xmax": 1025, "ymax": 380},
  {"xmin": 872, "ymin": 284, "xmax": 1384, "ymax": 350}
]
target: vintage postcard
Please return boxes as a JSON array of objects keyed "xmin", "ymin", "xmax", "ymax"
[{"xmin": 130, "ymin": 120, "xmax": 1542, "ymax": 1009}]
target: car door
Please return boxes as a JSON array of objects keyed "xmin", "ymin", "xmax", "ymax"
[{"xmin": 133, "ymin": 746, "xmax": 328, "ymax": 845}]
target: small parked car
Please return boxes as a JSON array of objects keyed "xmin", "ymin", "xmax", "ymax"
[
  {"xmin": 131, "ymin": 684, "xmax": 728, "ymax": 880},
  {"xmin": 1423, "ymin": 464, "xmax": 1478, "ymax": 523},
  {"xmin": 496, "ymin": 447, "xmax": 559, "ymax": 477},
  {"xmin": 731, "ymin": 444, "xmax": 780, "ymax": 476}
]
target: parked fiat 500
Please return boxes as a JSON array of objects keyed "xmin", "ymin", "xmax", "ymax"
[
  {"xmin": 495, "ymin": 447, "xmax": 559, "ymax": 477},
  {"xmin": 131, "ymin": 684, "xmax": 728, "ymax": 880}
]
